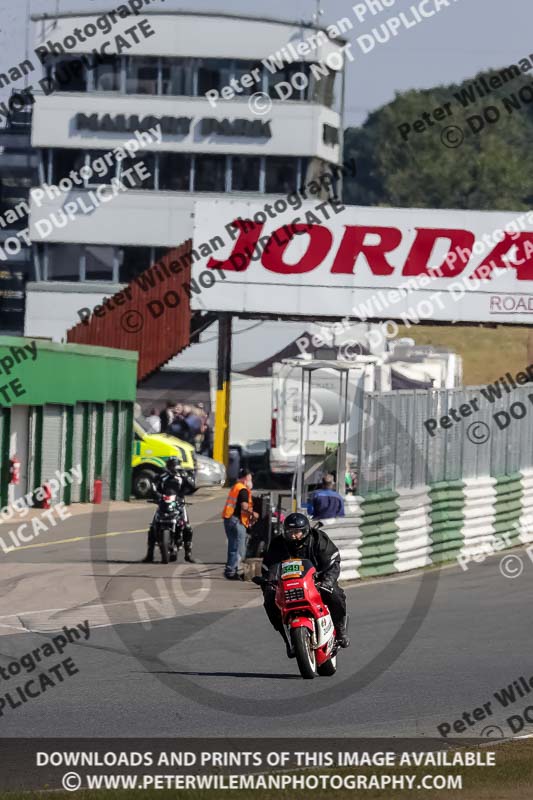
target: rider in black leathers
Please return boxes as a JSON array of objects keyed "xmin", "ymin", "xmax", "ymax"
[
  {"xmin": 142, "ymin": 457, "xmax": 196, "ymax": 563},
  {"xmin": 261, "ymin": 512, "xmax": 350, "ymax": 657}
]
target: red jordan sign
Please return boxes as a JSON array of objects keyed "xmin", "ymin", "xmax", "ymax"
[{"xmin": 191, "ymin": 201, "xmax": 533, "ymax": 323}]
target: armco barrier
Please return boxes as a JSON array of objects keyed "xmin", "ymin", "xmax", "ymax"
[{"xmin": 321, "ymin": 468, "xmax": 533, "ymax": 581}]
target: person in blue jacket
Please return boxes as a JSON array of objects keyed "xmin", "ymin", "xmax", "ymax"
[{"xmin": 312, "ymin": 474, "xmax": 345, "ymax": 520}]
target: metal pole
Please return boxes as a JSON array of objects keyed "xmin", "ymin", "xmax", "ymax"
[
  {"xmin": 336, "ymin": 370, "xmax": 343, "ymax": 485},
  {"xmin": 341, "ymin": 369, "xmax": 350, "ymax": 497},
  {"xmin": 213, "ymin": 313, "xmax": 232, "ymax": 475},
  {"xmin": 25, "ymin": 0, "xmax": 31, "ymax": 88},
  {"xmin": 296, "ymin": 367, "xmax": 306, "ymax": 510}
]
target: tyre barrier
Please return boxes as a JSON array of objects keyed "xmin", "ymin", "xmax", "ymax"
[{"xmin": 321, "ymin": 468, "xmax": 533, "ymax": 581}]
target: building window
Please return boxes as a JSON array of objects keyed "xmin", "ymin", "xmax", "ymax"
[
  {"xmin": 161, "ymin": 58, "xmax": 191, "ymax": 96},
  {"xmin": 50, "ymin": 149, "xmax": 85, "ymax": 185},
  {"xmin": 45, "ymin": 244, "xmax": 82, "ymax": 281},
  {"xmin": 310, "ymin": 66, "xmax": 337, "ymax": 108},
  {"xmin": 118, "ymin": 246, "xmax": 152, "ymax": 282},
  {"xmin": 265, "ymin": 157, "xmax": 300, "ymax": 194},
  {"xmin": 126, "ymin": 57, "xmax": 159, "ymax": 94},
  {"xmin": 232, "ymin": 60, "xmax": 263, "ymax": 96},
  {"xmin": 118, "ymin": 152, "xmax": 156, "ymax": 189},
  {"xmin": 193, "ymin": 155, "xmax": 226, "ymax": 192},
  {"xmin": 93, "ymin": 56, "xmax": 121, "ymax": 91},
  {"xmin": 44, "ymin": 55, "xmax": 88, "ymax": 92},
  {"xmin": 267, "ymin": 62, "xmax": 309, "ymax": 100},
  {"xmin": 85, "ymin": 150, "xmax": 117, "ymax": 185},
  {"xmin": 35, "ymin": 54, "xmax": 336, "ymax": 103},
  {"xmin": 231, "ymin": 156, "xmax": 261, "ymax": 192},
  {"xmin": 159, "ymin": 153, "xmax": 191, "ymax": 191},
  {"xmin": 196, "ymin": 59, "xmax": 231, "ymax": 96},
  {"xmin": 84, "ymin": 245, "xmax": 115, "ymax": 281}
]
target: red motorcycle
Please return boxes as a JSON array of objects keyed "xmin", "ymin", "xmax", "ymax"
[{"xmin": 273, "ymin": 558, "xmax": 339, "ymax": 679}]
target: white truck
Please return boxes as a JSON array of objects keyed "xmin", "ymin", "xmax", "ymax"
[
  {"xmin": 268, "ymin": 359, "xmax": 385, "ymax": 477},
  {"xmin": 226, "ymin": 346, "xmax": 462, "ymax": 478}
]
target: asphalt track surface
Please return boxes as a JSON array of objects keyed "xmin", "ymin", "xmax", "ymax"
[{"xmin": 0, "ymin": 491, "xmax": 532, "ymax": 740}]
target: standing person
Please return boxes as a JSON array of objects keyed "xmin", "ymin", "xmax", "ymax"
[
  {"xmin": 159, "ymin": 401, "xmax": 175, "ymax": 434},
  {"xmin": 184, "ymin": 406, "xmax": 203, "ymax": 449},
  {"xmin": 199, "ymin": 415, "xmax": 211, "ymax": 455},
  {"xmin": 221, "ymin": 469, "xmax": 258, "ymax": 580},
  {"xmin": 145, "ymin": 408, "xmax": 161, "ymax": 433},
  {"xmin": 312, "ymin": 473, "xmax": 345, "ymax": 520},
  {"xmin": 169, "ymin": 403, "xmax": 188, "ymax": 439}
]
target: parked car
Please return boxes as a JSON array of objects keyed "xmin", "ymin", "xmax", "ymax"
[{"xmin": 132, "ymin": 417, "xmax": 226, "ymax": 498}]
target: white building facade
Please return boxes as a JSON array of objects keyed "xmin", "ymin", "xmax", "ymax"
[{"xmin": 25, "ymin": 10, "xmax": 347, "ymax": 340}]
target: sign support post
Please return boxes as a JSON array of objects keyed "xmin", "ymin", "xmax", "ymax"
[{"xmin": 213, "ymin": 313, "xmax": 232, "ymax": 476}]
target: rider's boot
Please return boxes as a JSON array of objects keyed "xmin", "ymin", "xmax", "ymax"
[
  {"xmin": 184, "ymin": 527, "xmax": 195, "ymax": 562},
  {"xmin": 336, "ymin": 616, "xmax": 350, "ymax": 648},
  {"xmin": 142, "ymin": 546, "xmax": 155, "ymax": 564},
  {"xmin": 279, "ymin": 627, "xmax": 295, "ymax": 658}
]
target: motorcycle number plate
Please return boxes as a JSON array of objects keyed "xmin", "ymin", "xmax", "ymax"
[
  {"xmin": 163, "ymin": 495, "xmax": 176, "ymax": 501},
  {"xmin": 281, "ymin": 560, "xmax": 304, "ymax": 579}
]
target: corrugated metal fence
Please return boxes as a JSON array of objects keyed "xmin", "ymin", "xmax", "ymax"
[{"xmin": 355, "ymin": 384, "xmax": 533, "ymax": 495}]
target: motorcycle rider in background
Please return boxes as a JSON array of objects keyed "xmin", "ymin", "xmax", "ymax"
[
  {"xmin": 142, "ymin": 457, "xmax": 196, "ymax": 563},
  {"xmin": 261, "ymin": 512, "xmax": 350, "ymax": 657}
]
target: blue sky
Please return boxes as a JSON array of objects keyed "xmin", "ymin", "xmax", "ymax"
[{"xmin": 1, "ymin": 0, "xmax": 531, "ymax": 125}]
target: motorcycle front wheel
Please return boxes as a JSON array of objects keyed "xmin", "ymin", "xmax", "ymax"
[
  {"xmin": 317, "ymin": 654, "xmax": 337, "ymax": 676},
  {"xmin": 291, "ymin": 627, "xmax": 317, "ymax": 679},
  {"xmin": 160, "ymin": 529, "xmax": 171, "ymax": 564}
]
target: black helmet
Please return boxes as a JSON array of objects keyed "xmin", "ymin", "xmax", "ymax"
[
  {"xmin": 283, "ymin": 512, "xmax": 311, "ymax": 550},
  {"xmin": 166, "ymin": 456, "xmax": 181, "ymax": 476}
]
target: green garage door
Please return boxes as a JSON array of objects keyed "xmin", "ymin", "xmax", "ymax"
[
  {"xmin": 101, "ymin": 402, "xmax": 115, "ymax": 501},
  {"xmin": 116, "ymin": 403, "xmax": 130, "ymax": 500},
  {"xmin": 71, "ymin": 403, "xmax": 86, "ymax": 503},
  {"xmin": 0, "ymin": 407, "xmax": 9, "ymax": 508},
  {"xmin": 86, "ymin": 404, "xmax": 100, "ymax": 502},
  {"xmin": 41, "ymin": 405, "xmax": 66, "ymax": 503}
]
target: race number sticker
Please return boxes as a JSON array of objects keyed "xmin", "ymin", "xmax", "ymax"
[{"xmin": 281, "ymin": 560, "xmax": 304, "ymax": 579}]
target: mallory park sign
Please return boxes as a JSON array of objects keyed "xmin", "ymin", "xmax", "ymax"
[
  {"xmin": 74, "ymin": 113, "xmax": 272, "ymax": 138},
  {"xmin": 191, "ymin": 202, "xmax": 533, "ymax": 325}
]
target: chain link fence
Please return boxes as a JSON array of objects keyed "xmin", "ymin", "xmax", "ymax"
[{"xmin": 355, "ymin": 385, "xmax": 533, "ymax": 495}]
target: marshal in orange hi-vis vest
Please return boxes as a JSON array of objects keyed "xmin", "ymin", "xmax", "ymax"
[{"xmin": 222, "ymin": 481, "xmax": 253, "ymax": 527}]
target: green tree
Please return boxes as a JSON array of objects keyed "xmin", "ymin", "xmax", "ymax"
[{"xmin": 344, "ymin": 68, "xmax": 533, "ymax": 210}]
